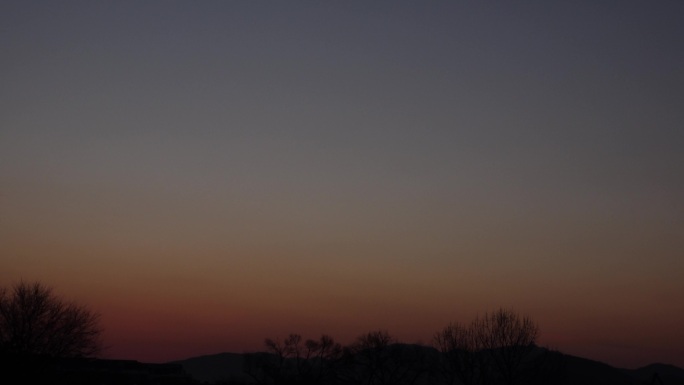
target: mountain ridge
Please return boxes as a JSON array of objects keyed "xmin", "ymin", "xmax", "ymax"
[{"xmin": 169, "ymin": 346, "xmax": 684, "ymax": 385}]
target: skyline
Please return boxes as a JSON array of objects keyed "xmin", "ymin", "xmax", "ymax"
[{"xmin": 1, "ymin": 1, "xmax": 683, "ymax": 368}]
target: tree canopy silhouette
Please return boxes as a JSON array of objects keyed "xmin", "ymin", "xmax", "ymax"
[
  {"xmin": 435, "ymin": 308, "xmax": 561, "ymax": 385},
  {"xmin": 0, "ymin": 281, "xmax": 101, "ymax": 358}
]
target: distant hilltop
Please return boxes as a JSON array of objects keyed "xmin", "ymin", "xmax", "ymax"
[{"xmin": 171, "ymin": 346, "xmax": 684, "ymax": 385}]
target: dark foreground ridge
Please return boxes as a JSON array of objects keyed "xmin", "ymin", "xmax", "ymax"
[
  {"xmin": 0, "ymin": 354, "xmax": 195, "ymax": 385},
  {"xmin": 2, "ymin": 347, "xmax": 682, "ymax": 385},
  {"xmin": 171, "ymin": 345, "xmax": 684, "ymax": 385}
]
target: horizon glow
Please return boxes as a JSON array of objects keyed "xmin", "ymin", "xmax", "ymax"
[{"xmin": 1, "ymin": 1, "xmax": 683, "ymax": 369}]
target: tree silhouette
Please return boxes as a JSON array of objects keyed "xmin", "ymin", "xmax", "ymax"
[
  {"xmin": 244, "ymin": 333, "xmax": 342, "ymax": 385},
  {"xmin": 434, "ymin": 321, "xmax": 488, "ymax": 385},
  {"xmin": 435, "ymin": 309, "xmax": 560, "ymax": 385},
  {"xmin": 0, "ymin": 281, "xmax": 101, "ymax": 359},
  {"xmin": 474, "ymin": 308, "xmax": 540, "ymax": 385},
  {"xmin": 341, "ymin": 330, "xmax": 431, "ymax": 385}
]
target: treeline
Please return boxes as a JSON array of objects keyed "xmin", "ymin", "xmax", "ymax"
[
  {"xmin": 0, "ymin": 281, "xmax": 196, "ymax": 384},
  {"xmin": 234, "ymin": 309, "xmax": 565, "ymax": 385},
  {"xmin": 1, "ymin": 281, "xmax": 565, "ymax": 385}
]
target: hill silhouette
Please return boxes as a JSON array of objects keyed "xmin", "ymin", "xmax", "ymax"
[
  {"xmin": 172, "ymin": 347, "xmax": 684, "ymax": 385},
  {"xmin": 627, "ymin": 363, "xmax": 684, "ymax": 385},
  {"xmin": 171, "ymin": 352, "xmax": 250, "ymax": 384}
]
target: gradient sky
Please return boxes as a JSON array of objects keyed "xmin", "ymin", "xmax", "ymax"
[{"xmin": 1, "ymin": 1, "xmax": 683, "ymax": 369}]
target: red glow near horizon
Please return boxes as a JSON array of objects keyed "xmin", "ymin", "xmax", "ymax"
[{"xmin": 2, "ymin": 0, "xmax": 683, "ymax": 372}]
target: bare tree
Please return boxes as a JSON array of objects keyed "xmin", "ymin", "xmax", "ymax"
[
  {"xmin": 435, "ymin": 309, "xmax": 557, "ymax": 385},
  {"xmin": 244, "ymin": 333, "xmax": 343, "ymax": 385},
  {"xmin": 473, "ymin": 308, "xmax": 539, "ymax": 385},
  {"xmin": 304, "ymin": 334, "xmax": 344, "ymax": 383},
  {"xmin": 342, "ymin": 330, "xmax": 431, "ymax": 385},
  {"xmin": 0, "ymin": 281, "xmax": 101, "ymax": 358},
  {"xmin": 342, "ymin": 330, "xmax": 394, "ymax": 385},
  {"xmin": 434, "ymin": 321, "xmax": 488, "ymax": 385}
]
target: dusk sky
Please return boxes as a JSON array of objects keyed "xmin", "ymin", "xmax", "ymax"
[{"xmin": 1, "ymin": 1, "xmax": 683, "ymax": 369}]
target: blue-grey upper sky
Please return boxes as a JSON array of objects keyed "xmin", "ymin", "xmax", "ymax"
[{"xmin": 1, "ymin": 1, "xmax": 683, "ymax": 367}]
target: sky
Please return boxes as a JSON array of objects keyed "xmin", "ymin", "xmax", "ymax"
[{"xmin": 1, "ymin": 1, "xmax": 683, "ymax": 369}]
